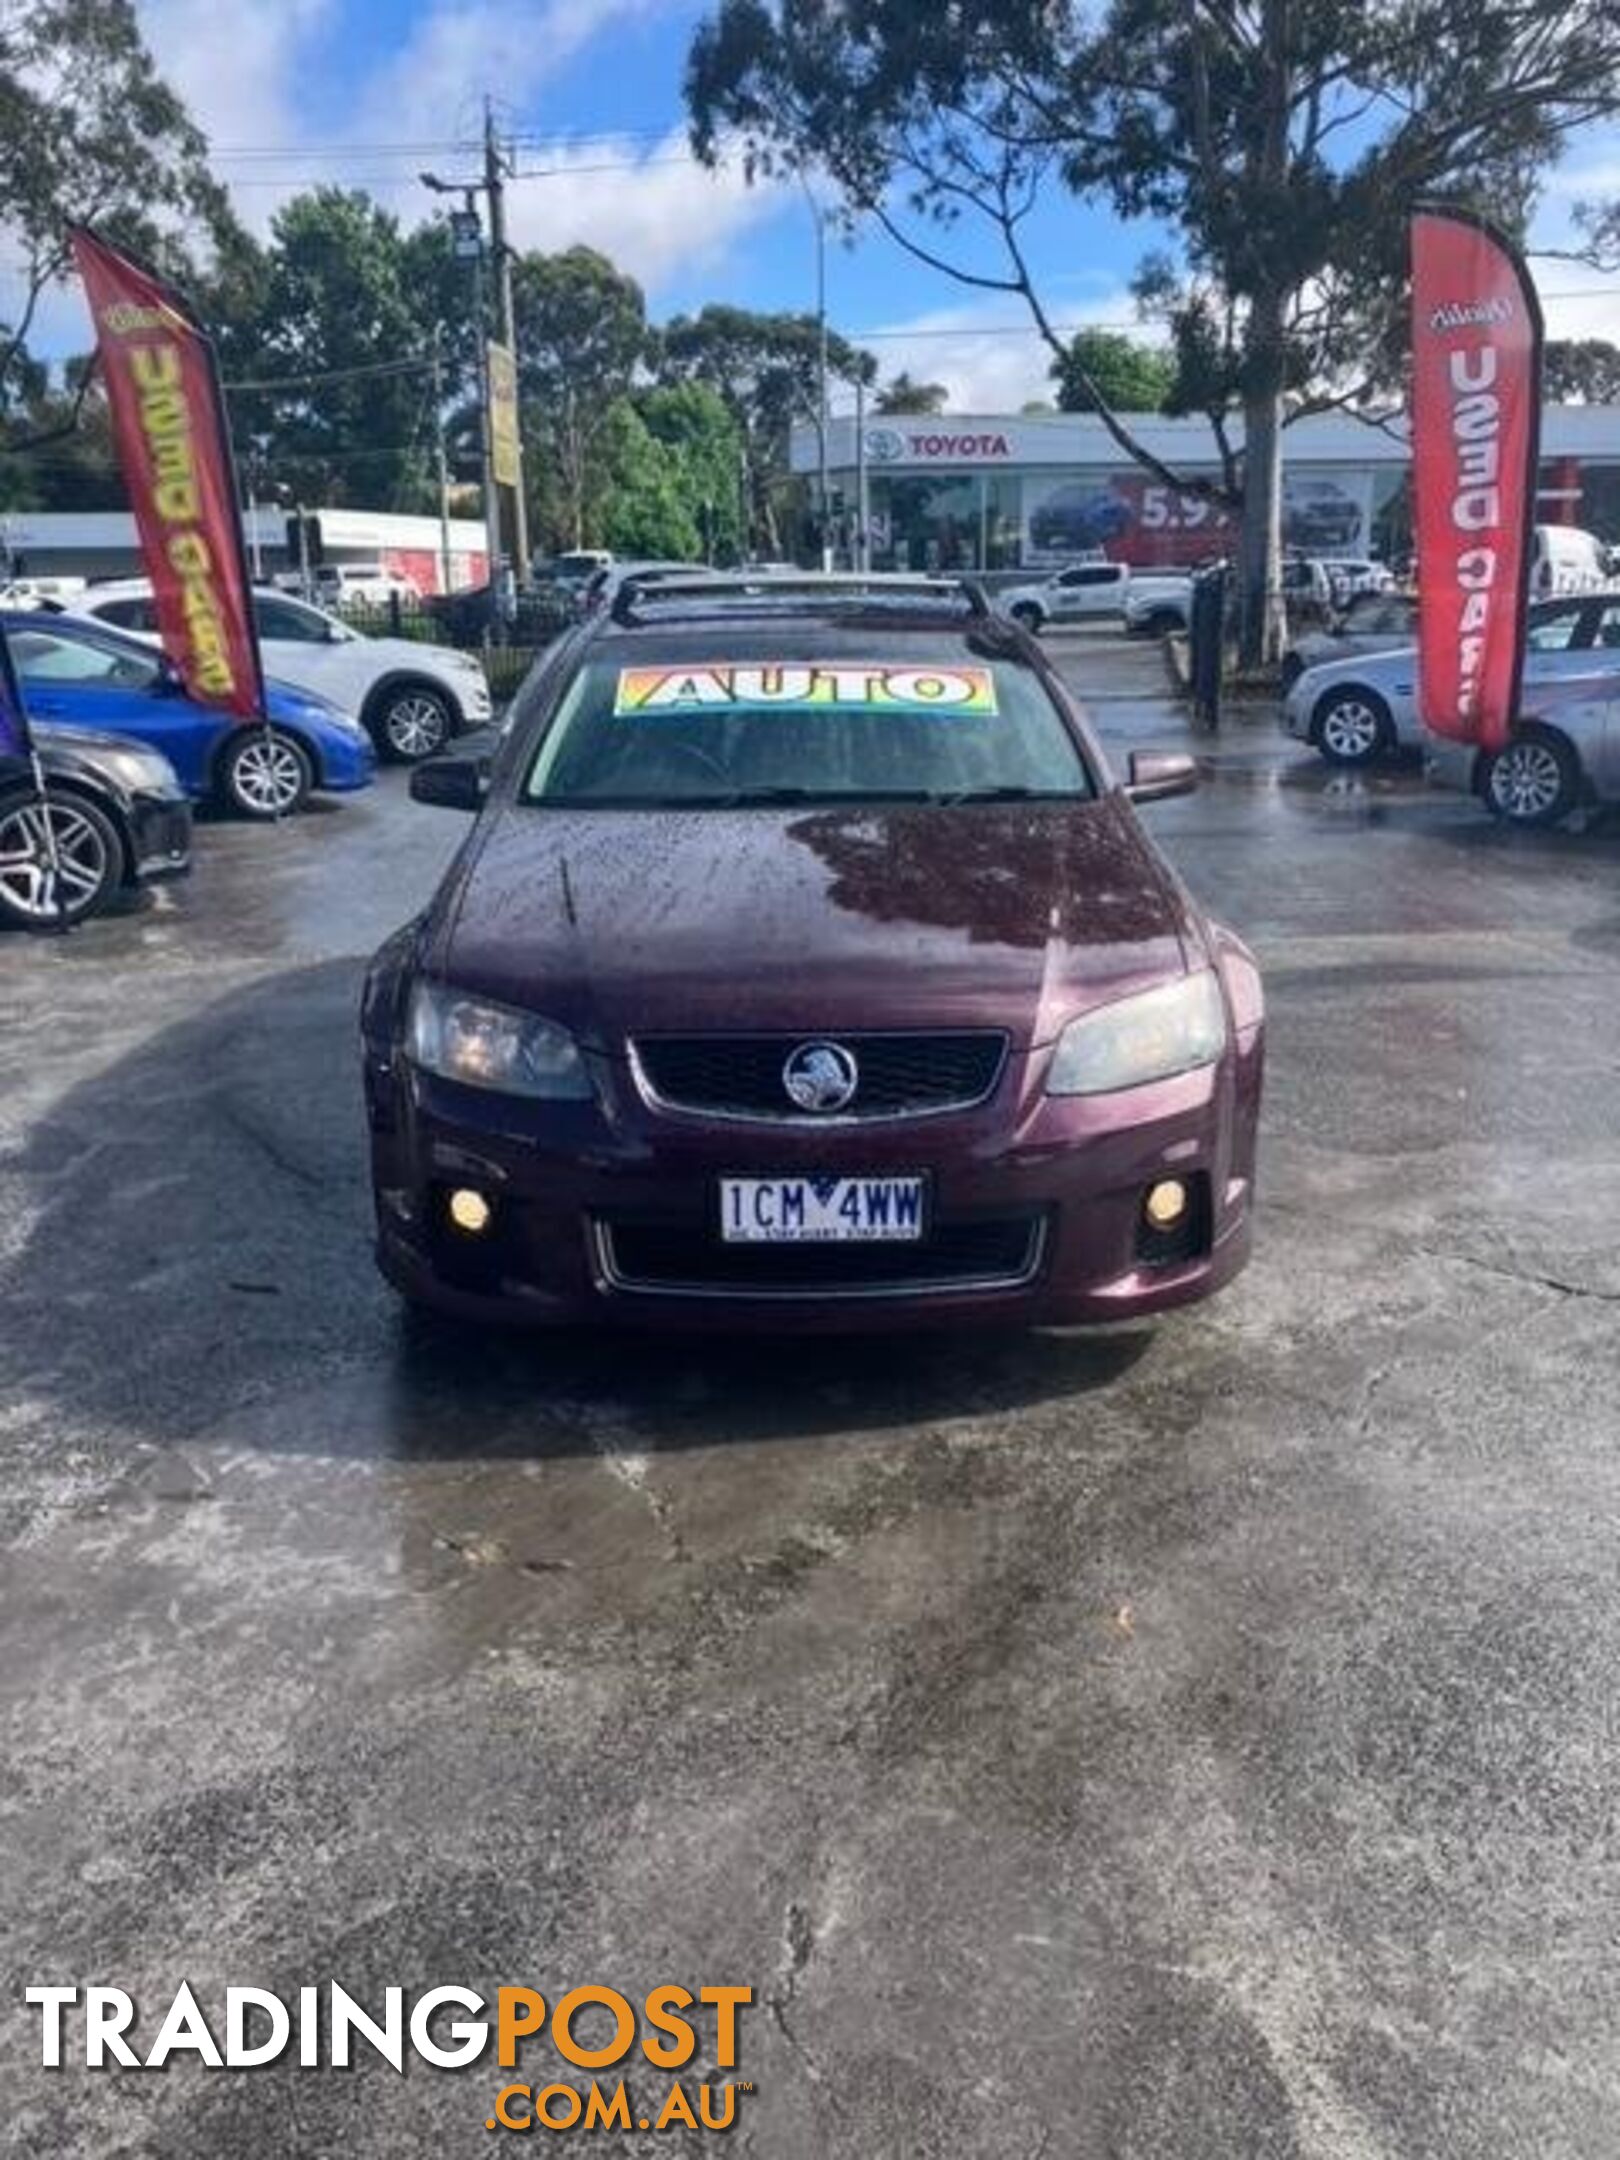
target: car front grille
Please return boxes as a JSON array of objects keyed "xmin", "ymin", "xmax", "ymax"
[
  {"xmin": 596, "ymin": 1214, "xmax": 1046, "ymax": 1300},
  {"xmin": 632, "ymin": 1031, "xmax": 1008, "ymax": 1121}
]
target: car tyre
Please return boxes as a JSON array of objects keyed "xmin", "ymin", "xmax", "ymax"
[
  {"xmin": 219, "ymin": 728, "xmax": 313, "ymax": 819},
  {"xmin": 372, "ymin": 680, "xmax": 455, "ymax": 763},
  {"xmin": 1482, "ymin": 726, "xmax": 1580, "ymax": 827},
  {"xmin": 1010, "ymin": 602, "xmax": 1043, "ymax": 634},
  {"xmin": 1312, "ymin": 685, "xmax": 1393, "ymax": 765},
  {"xmin": 0, "ymin": 787, "xmax": 124, "ymax": 929}
]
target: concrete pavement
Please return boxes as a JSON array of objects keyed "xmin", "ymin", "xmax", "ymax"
[{"xmin": 4, "ymin": 628, "xmax": 1620, "ymax": 2157}]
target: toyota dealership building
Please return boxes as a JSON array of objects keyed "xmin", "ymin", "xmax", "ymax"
[{"xmin": 792, "ymin": 406, "xmax": 1620, "ymax": 573}]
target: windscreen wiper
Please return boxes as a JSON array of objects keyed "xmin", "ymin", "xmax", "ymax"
[{"xmin": 930, "ymin": 785, "xmax": 1075, "ymax": 806}]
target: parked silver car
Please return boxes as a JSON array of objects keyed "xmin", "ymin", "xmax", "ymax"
[
  {"xmin": 1284, "ymin": 590, "xmax": 1620, "ymax": 766},
  {"xmin": 1426, "ymin": 660, "xmax": 1620, "ymax": 825},
  {"xmin": 1281, "ymin": 591, "xmax": 1417, "ymax": 688}
]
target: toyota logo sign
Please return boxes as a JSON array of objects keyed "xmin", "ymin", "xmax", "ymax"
[{"xmin": 863, "ymin": 427, "xmax": 908, "ymax": 465}]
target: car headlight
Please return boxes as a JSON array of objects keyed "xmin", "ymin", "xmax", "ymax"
[
  {"xmin": 1046, "ymin": 972, "xmax": 1227, "ymax": 1096},
  {"xmin": 93, "ymin": 746, "xmax": 178, "ymax": 792},
  {"xmin": 406, "ymin": 982, "xmax": 592, "ymax": 1099}
]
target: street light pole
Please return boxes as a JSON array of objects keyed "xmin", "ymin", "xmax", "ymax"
[
  {"xmin": 855, "ymin": 375, "xmax": 868, "ymax": 573},
  {"xmin": 799, "ymin": 173, "xmax": 831, "ymax": 571},
  {"xmin": 421, "ymin": 163, "xmax": 503, "ymax": 600},
  {"xmin": 431, "ymin": 321, "xmax": 453, "ymax": 597}
]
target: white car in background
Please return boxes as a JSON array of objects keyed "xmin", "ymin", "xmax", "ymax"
[
  {"xmin": 998, "ymin": 560, "xmax": 1130, "ymax": 631},
  {"xmin": 1283, "ymin": 590, "xmax": 1620, "ymax": 766},
  {"xmin": 1324, "ymin": 558, "xmax": 1395, "ymax": 607},
  {"xmin": 77, "ymin": 580, "xmax": 492, "ymax": 762}
]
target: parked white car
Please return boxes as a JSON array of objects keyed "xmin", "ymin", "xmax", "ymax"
[
  {"xmin": 1426, "ymin": 662, "xmax": 1620, "ymax": 825},
  {"xmin": 998, "ymin": 560, "xmax": 1130, "ymax": 631},
  {"xmin": 1325, "ymin": 558, "xmax": 1395, "ymax": 607},
  {"xmin": 1123, "ymin": 570, "xmax": 1196, "ymax": 634},
  {"xmin": 1530, "ymin": 524, "xmax": 1611, "ymax": 599},
  {"xmin": 1283, "ymin": 590, "xmax": 1620, "ymax": 765},
  {"xmin": 76, "ymin": 581, "xmax": 492, "ymax": 761}
]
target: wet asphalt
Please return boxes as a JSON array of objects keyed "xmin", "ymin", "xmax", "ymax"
[{"xmin": 4, "ymin": 627, "xmax": 1620, "ymax": 2158}]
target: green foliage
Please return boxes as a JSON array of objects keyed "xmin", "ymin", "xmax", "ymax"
[
  {"xmin": 660, "ymin": 304, "xmax": 873, "ymax": 554},
  {"xmin": 511, "ymin": 247, "xmax": 651, "ymax": 552},
  {"xmin": 0, "ymin": 0, "xmax": 234, "ymax": 486},
  {"xmin": 594, "ymin": 401, "xmax": 700, "ymax": 559},
  {"xmin": 1543, "ymin": 339, "xmax": 1620, "ymax": 405},
  {"xmin": 874, "ymin": 371, "xmax": 949, "ymax": 414},
  {"xmin": 215, "ymin": 190, "xmax": 434, "ymax": 511},
  {"xmin": 1051, "ymin": 330, "xmax": 1173, "ymax": 415},
  {"xmin": 635, "ymin": 382, "xmax": 745, "ymax": 560}
]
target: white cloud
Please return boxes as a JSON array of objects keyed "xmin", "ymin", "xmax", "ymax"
[
  {"xmin": 498, "ymin": 134, "xmax": 786, "ymax": 289},
  {"xmin": 1532, "ymin": 263, "xmax": 1620, "ymax": 345},
  {"xmin": 128, "ymin": 0, "xmax": 780, "ymax": 294},
  {"xmin": 850, "ymin": 290, "xmax": 1153, "ymax": 414}
]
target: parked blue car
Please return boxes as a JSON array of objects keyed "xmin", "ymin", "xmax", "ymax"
[{"xmin": 1, "ymin": 610, "xmax": 375, "ymax": 818}]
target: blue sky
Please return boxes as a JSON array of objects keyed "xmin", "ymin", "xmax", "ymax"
[{"xmin": 19, "ymin": 0, "xmax": 1620, "ymax": 408}]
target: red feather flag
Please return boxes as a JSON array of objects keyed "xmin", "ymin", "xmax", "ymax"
[
  {"xmin": 69, "ymin": 226, "xmax": 266, "ymax": 723},
  {"xmin": 1410, "ymin": 207, "xmax": 1544, "ymax": 753}
]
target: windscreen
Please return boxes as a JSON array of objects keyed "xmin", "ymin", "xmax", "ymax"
[{"xmin": 523, "ymin": 651, "xmax": 1093, "ymax": 807}]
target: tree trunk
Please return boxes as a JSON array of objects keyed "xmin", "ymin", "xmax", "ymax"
[{"xmin": 1237, "ymin": 294, "xmax": 1288, "ymax": 670}]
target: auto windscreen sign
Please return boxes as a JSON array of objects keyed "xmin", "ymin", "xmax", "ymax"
[
  {"xmin": 614, "ymin": 664, "xmax": 998, "ymax": 715},
  {"xmin": 1410, "ymin": 207, "xmax": 1543, "ymax": 751}
]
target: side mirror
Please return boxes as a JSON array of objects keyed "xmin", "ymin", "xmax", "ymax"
[
  {"xmin": 410, "ymin": 751, "xmax": 489, "ymax": 812},
  {"xmin": 1124, "ymin": 750, "xmax": 1198, "ymax": 803}
]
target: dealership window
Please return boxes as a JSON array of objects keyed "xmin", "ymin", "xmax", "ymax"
[{"xmin": 870, "ymin": 473, "xmax": 985, "ymax": 571}]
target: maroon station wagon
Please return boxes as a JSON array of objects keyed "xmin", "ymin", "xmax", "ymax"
[{"xmin": 361, "ymin": 575, "xmax": 1263, "ymax": 1330}]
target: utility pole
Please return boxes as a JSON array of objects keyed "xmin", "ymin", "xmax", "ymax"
[
  {"xmin": 855, "ymin": 376, "xmax": 869, "ymax": 573},
  {"xmin": 486, "ymin": 96, "xmax": 531, "ymax": 584},
  {"xmin": 472, "ymin": 200, "xmax": 497, "ymax": 595},
  {"xmin": 431, "ymin": 321, "xmax": 453, "ymax": 597}
]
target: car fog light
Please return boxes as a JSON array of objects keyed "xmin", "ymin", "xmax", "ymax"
[
  {"xmin": 447, "ymin": 1187, "xmax": 492, "ymax": 1234},
  {"xmin": 1144, "ymin": 1178, "xmax": 1188, "ymax": 1230}
]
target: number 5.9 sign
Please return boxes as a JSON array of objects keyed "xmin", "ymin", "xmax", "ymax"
[{"xmin": 1140, "ymin": 487, "xmax": 1216, "ymax": 531}]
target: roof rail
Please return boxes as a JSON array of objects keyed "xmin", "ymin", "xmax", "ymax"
[{"xmin": 609, "ymin": 570, "xmax": 992, "ymax": 627}]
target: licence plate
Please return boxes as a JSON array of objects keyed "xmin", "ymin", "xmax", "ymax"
[{"xmin": 720, "ymin": 1175, "xmax": 926, "ymax": 1244}]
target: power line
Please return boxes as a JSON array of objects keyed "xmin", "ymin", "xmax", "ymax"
[{"xmin": 224, "ymin": 354, "xmax": 440, "ymax": 392}]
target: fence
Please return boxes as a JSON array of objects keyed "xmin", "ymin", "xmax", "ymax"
[{"xmin": 335, "ymin": 588, "xmax": 577, "ymax": 707}]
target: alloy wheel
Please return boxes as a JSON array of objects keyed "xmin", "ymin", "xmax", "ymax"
[
  {"xmin": 0, "ymin": 798, "xmax": 112, "ymax": 922},
  {"xmin": 382, "ymin": 689, "xmax": 450, "ymax": 759},
  {"xmin": 231, "ymin": 735, "xmax": 306, "ymax": 815},
  {"xmin": 1489, "ymin": 739, "xmax": 1565, "ymax": 821},
  {"xmin": 1319, "ymin": 698, "xmax": 1382, "ymax": 761}
]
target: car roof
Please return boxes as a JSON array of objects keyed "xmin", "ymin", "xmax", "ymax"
[{"xmin": 585, "ymin": 610, "xmax": 1030, "ymax": 668}]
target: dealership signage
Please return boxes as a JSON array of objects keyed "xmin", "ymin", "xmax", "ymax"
[
  {"xmin": 863, "ymin": 427, "xmax": 1012, "ymax": 464},
  {"xmin": 1410, "ymin": 206, "xmax": 1542, "ymax": 749}
]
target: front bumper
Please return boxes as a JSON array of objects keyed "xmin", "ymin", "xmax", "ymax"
[
  {"xmin": 1424, "ymin": 737, "xmax": 1481, "ymax": 795},
  {"xmin": 316, "ymin": 730, "xmax": 378, "ymax": 793},
  {"xmin": 126, "ymin": 790, "xmax": 192, "ymax": 883},
  {"xmin": 365, "ymin": 1032, "xmax": 1263, "ymax": 1332}
]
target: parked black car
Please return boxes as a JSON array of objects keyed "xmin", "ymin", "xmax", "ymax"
[{"xmin": 0, "ymin": 726, "xmax": 191, "ymax": 930}]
